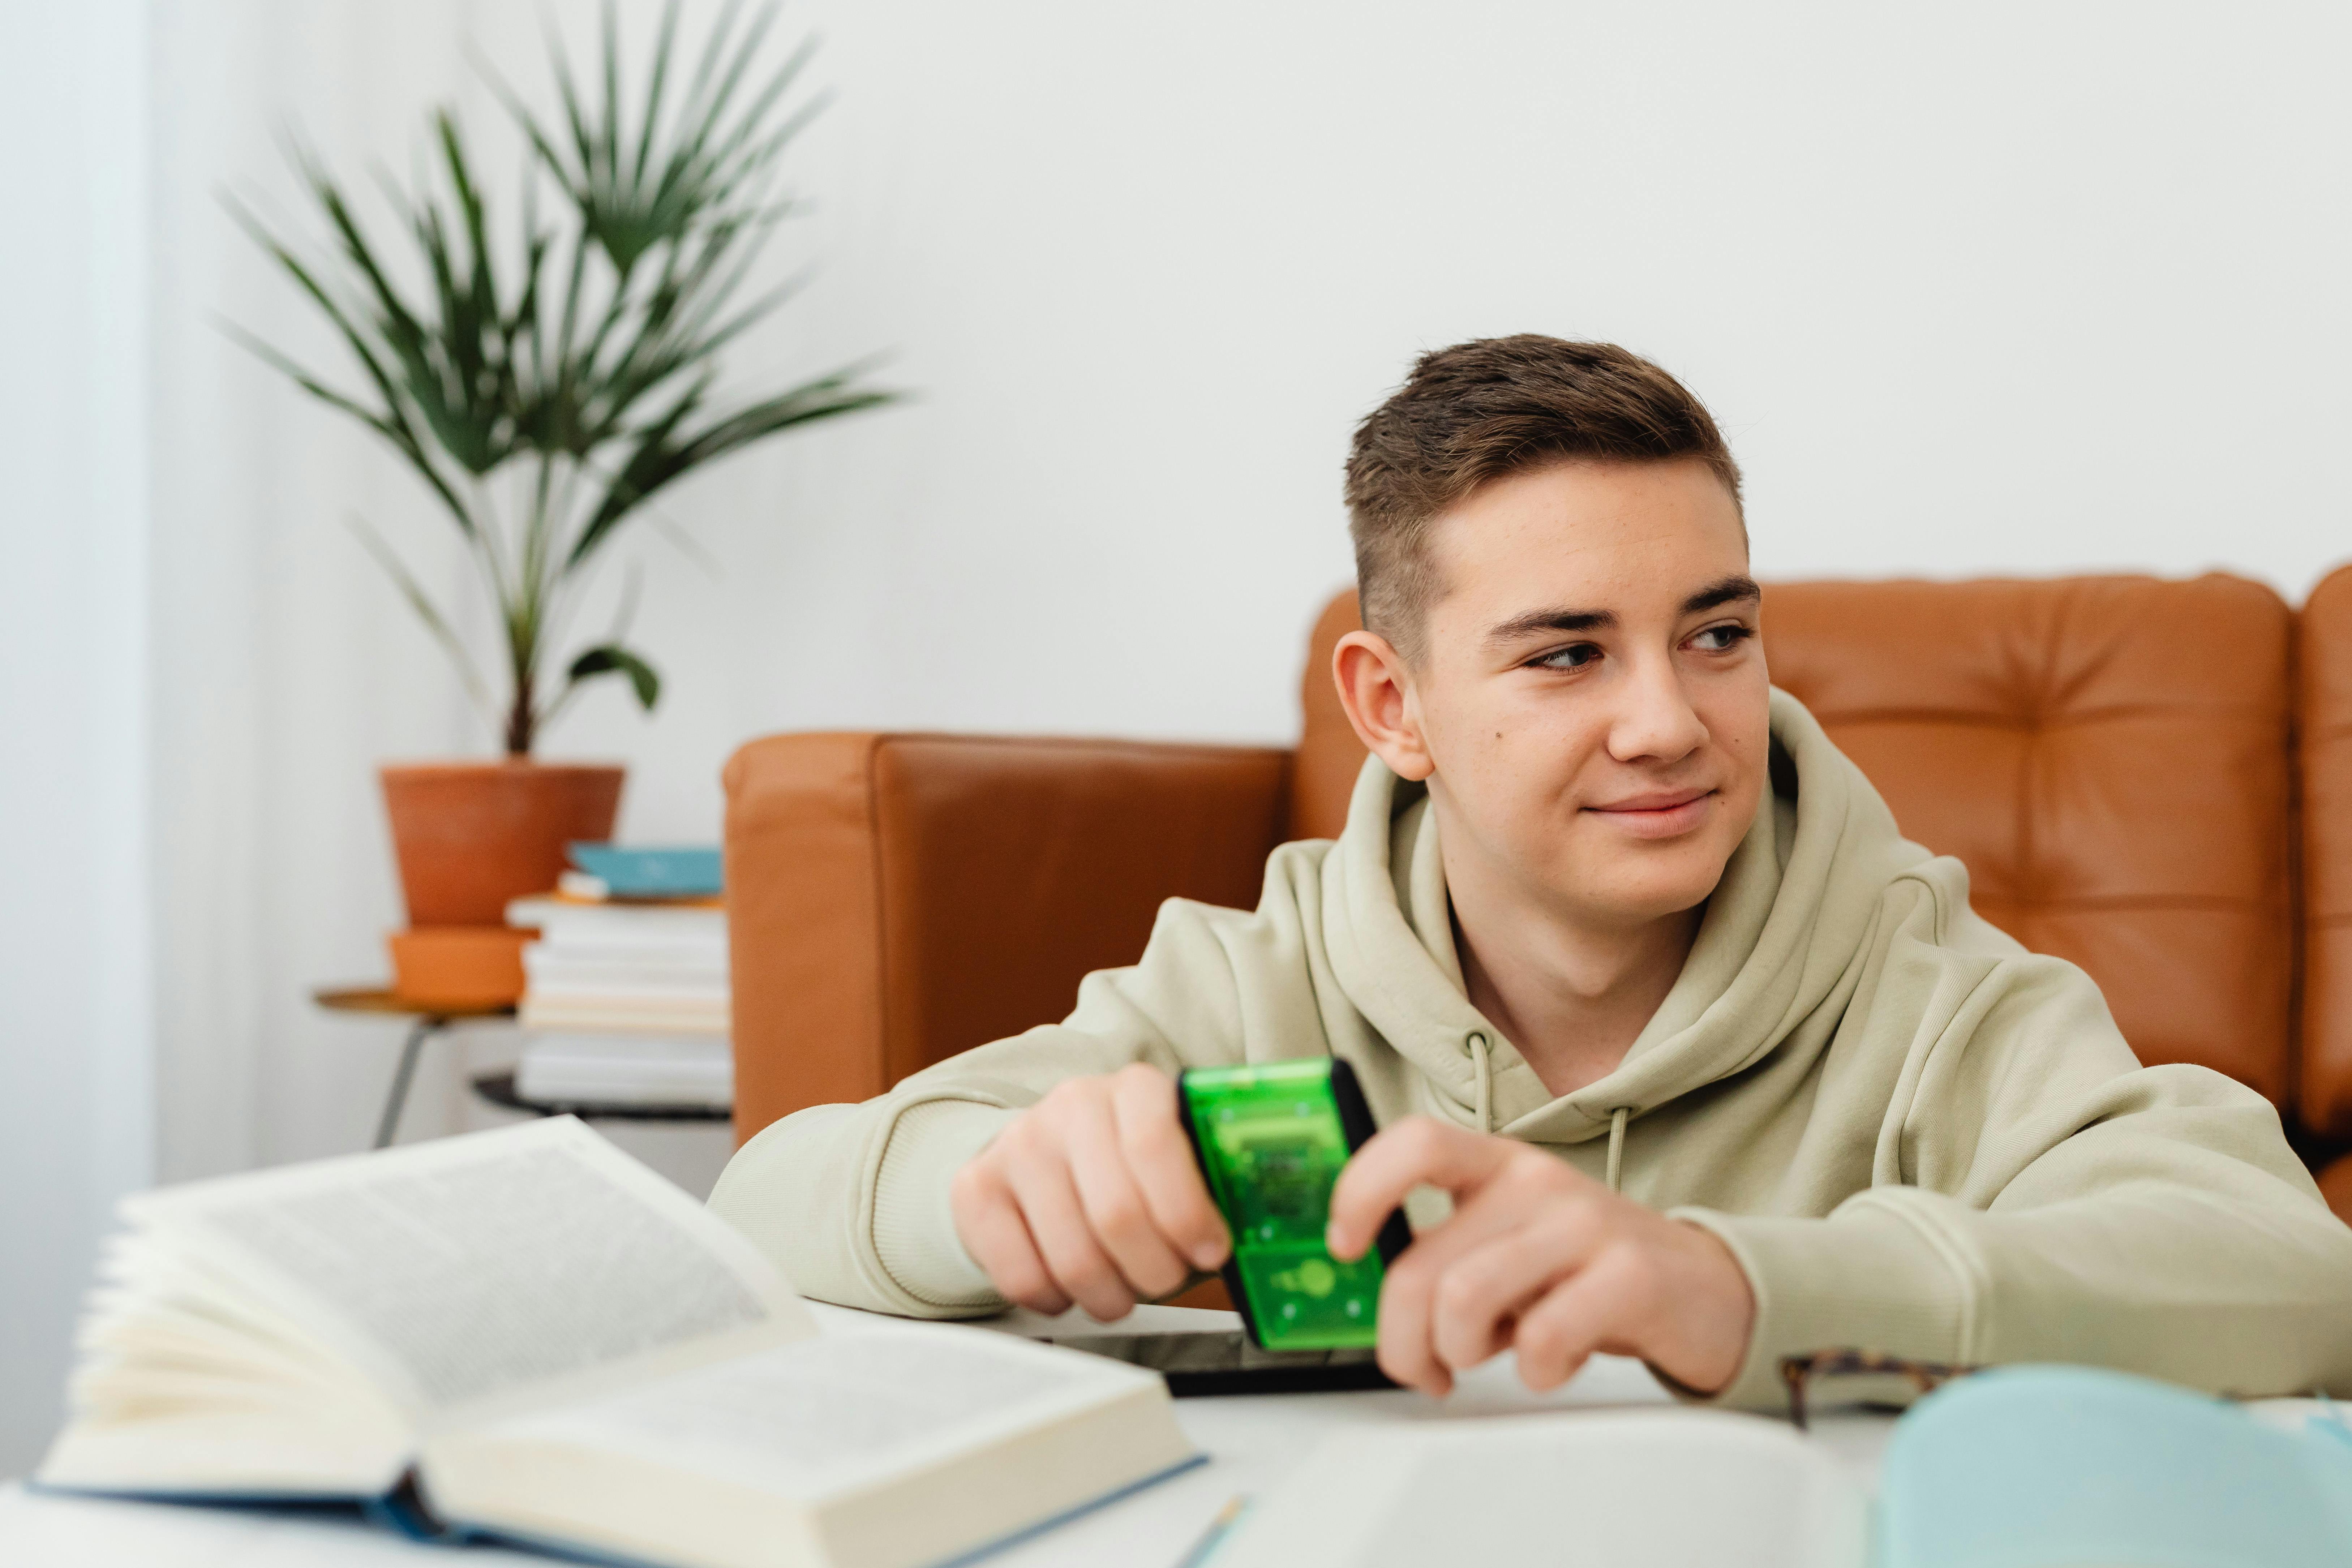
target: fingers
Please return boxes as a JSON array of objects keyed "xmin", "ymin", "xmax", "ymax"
[
  {"xmin": 950, "ymin": 1067, "xmax": 1228, "ymax": 1322},
  {"xmin": 1510, "ymin": 1246, "xmax": 1653, "ymax": 1392},
  {"xmin": 1372, "ymin": 1254, "xmax": 1454, "ymax": 1396},
  {"xmin": 1428, "ymin": 1208, "xmax": 1605, "ymax": 1375},
  {"xmin": 1063, "ymin": 1090, "xmax": 1193, "ymax": 1304},
  {"xmin": 1366, "ymin": 1147, "xmax": 1613, "ymax": 1395},
  {"xmin": 999, "ymin": 1130, "xmax": 1138, "ymax": 1320},
  {"xmin": 1373, "ymin": 1187, "xmax": 1581, "ymax": 1394},
  {"xmin": 1327, "ymin": 1116, "xmax": 1515, "ymax": 1261},
  {"xmin": 949, "ymin": 1162, "xmax": 1071, "ymax": 1316},
  {"xmin": 1110, "ymin": 1065, "xmax": 1230, "ymax": 1270}
]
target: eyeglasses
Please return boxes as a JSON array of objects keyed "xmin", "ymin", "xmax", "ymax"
[{"xmin": 1779, "ymin": 1349, "xmax": 1978, "ymax": 1431}]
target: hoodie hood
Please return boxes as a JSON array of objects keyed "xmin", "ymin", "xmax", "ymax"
[{"xmin": 1318, "ymin": 688, "xmax": 1936, "ymax": 1146}]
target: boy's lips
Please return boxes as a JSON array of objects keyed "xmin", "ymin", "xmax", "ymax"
[{"xmin": 1585, "ymin": 787, "xmax": 1715, "ymax": 838}]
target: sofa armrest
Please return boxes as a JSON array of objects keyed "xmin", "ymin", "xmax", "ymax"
[{"xmin": 722, "ymin": 733, "xmax": 1293, "ymax": 1141}]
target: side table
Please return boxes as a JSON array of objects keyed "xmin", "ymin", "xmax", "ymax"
[
  {"xmin": 471, "ymin": 1070, "xmax": 731, "ymax": 1123},
  {"xmin": 310, "ymin": 987, "xmax": 516, "ymax": 1149}
]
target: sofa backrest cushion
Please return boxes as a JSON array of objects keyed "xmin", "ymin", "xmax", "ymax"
[
  {"xmin": 1298, "ymin": 575, "xmax": 2297, "ymax": 1102},
  {"xmin": 1767, "ymin": 576, "xmax": 2294, "ymax": 1101},
  {"xmin": 723, "ymin": 733, "xmax": 1290, "ymax": 1133},
  {"xmin": 2302, "ymin": 564, "xmax": 2352, "ymax": 1134}
]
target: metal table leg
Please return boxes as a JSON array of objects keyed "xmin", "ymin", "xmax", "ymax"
[{"xmin": 374, "ymin": 1015, "xmax": 444, "ymax": 1149}]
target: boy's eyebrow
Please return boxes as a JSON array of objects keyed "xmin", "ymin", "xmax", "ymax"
[
  {"xmin": 1485, "ymin": 606, "xmax": 1617, "ymax": 645},
  {"xmin": 1683, "ymin": 575, "xmax": 1762, "ymax": 615},
  {"xmin": 1484, "ymin": 576, "xmax": 1761, "ymax": 648}
]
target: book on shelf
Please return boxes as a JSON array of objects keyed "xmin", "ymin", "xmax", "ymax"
[
  {"xmin": 37, "ymin": 1118, "xmax": 1195, "ymax": 1568},
  {"xmin": 523, "ymin": 948, "xmax": 728, "ymax": 992},
  {"xmin": 510, "ymin": 892, "xmax": 731, "ymax": 1039},
  {"xmin": 509, "ymin": 895, "xmax": 728, "ymax": 953},
  {"xmin": 518, "ymin": 996, "xmax": 731, "ymax": 1035},
  {"xmin": 515, "ymin": 1033, "xmax": 733, "ymax": 1109}
]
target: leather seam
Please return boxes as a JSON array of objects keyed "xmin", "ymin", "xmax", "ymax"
[
  {"xmin": 866, "ymin": 735, "xmax": 893, "ymax": 1094},
  {"xmin": 881, "ymin": 734, "xmax": 1288, "ymax": 763},
  {"xmin": 1801, "ymin": 706, "xmax": 2288, "ymax": 730}
]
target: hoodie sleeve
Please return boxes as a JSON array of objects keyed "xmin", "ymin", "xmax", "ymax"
[
  {"xmin": 1672, "ymin": 937, "xmax": 2352, "ymax": 1410},
  {"xmin": 706, "ymin": 879, "xmax": 1284, "ymax": 1316}
]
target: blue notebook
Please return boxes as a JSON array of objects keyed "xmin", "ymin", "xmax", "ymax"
[{"xmin": 1881, "ymin": 1366, "xmax": 2352, "ymax": 1568}]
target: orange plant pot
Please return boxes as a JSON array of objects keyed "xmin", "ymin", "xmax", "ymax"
[
  {"xmin": 380, "ymin": 760, "xmax": 625, "ymax": 927},
  {"xmin": 387, "ymin": 926, "xmax": 535, "ymax": 1010}
]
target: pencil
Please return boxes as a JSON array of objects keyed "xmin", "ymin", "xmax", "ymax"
[{"xmin": 1169, "ymin": 1494, "xmax": 1249, "ymax": 1568}]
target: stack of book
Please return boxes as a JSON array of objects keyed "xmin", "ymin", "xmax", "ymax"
[{"xmin": 505, "ymin": 846, "xmax": 732, "ymax": 1111}]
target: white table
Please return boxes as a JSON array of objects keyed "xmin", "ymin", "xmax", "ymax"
[{"xmin": 0, "ymin": 1304, "xmax": 1897, "ymax": 1568}]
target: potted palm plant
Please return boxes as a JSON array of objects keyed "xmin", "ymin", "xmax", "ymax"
[{"xmin": 231, "ymin": 3, "xmax": 893, "ymax": 965}]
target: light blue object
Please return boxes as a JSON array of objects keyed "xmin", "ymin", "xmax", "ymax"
[
  {"xmin": 567, "ymin": 843, "xmax": 723, "ymax": 897},
  {"xmin": 1878, "ymin": 1365, "xmax": 2352, "ymax": 1568}
]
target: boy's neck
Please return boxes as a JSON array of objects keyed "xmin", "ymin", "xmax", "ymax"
[{"xmin": 1440, "ymin": 826, "xmax": 1703, "ymax": 1100}]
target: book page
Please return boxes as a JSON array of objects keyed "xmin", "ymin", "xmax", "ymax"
[
  {"xmin": 459, "ymin": 1324, "xmax": 1153, "ymax": 1502},
  {"xmin": 130, "ymin": 1119, "xmax": 813, "ymax": 1416},
  {"xmin": 1219, "ymin": 1410, "xmax": 1864, "ymax": 1568}
]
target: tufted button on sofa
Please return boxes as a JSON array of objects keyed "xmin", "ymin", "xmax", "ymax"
[{"xmin": 722, "ymin": 566, "xmax": 2352, "ymax": 1221}]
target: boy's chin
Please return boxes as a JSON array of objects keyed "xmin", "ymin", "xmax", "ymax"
[{"xmin": 1543, "ymin": 847, "xmax": 1731, "ymax": 929}]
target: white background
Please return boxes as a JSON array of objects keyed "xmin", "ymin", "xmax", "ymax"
[{"xmin": 5, "ymin": 0, "xmax": 2349, "ymax": 1471}]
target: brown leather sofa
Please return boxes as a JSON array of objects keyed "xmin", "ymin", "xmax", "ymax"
[{"xmin": 723, "ymin": 567, "xmax": 2352, "ymax": 1224}]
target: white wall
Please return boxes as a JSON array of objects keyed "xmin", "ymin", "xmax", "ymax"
[
  {"xmin": 590, "ymin": 0, "xmax": 2352, "ymax": 816},
  {"xmin": 140, "ymin": 0, "xmax": 2352, "ymax": 1334},
  {"xmin": 7, "ymin": 0, "xmax": 2349, "ymax": 1471},
  {"xmin": 0, "ymin": 0, "xmax": 154, "ymax": 1475}
]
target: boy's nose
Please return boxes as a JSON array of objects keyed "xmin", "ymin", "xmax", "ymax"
[{"xmin": 1606, "ymin": 657, "xmax": 1708, "ymax": 765}]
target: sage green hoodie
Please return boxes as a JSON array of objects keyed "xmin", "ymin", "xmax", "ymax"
[{"xmin": 710, "ymin": 690, "xmax": 2352, "ymax": 1409}]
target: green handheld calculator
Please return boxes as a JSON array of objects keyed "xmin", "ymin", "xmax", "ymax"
[{"xmin": 1175, "ymin": 1057, "xmax": 1411, "ymax": 1350}]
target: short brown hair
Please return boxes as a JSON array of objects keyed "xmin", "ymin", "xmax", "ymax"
[{"xmin": 1343, "ymin": 335, "xmax": 1742, "ymax": 661}]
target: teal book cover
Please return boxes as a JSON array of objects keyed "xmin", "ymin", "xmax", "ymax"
[
  {"xmin": 567, "ymin": 843, "xmax": 724, "ymax": 898},
  {"xmin": 1879, "ymin": 1366, "xmax": 2352, "ymax": 1568}
]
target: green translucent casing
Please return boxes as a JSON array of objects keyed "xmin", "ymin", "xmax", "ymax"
[{"xmin": 1175, "ymin": 1057, "xmax": 1407, "ymax": 1351}]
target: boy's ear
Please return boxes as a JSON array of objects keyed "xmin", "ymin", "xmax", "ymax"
[{"xmin": 1332, "ymin": 630, "xmax": 1435, "ymax": 783}]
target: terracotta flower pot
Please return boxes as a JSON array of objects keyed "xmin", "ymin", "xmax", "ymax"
[{"xmin": 380, "ymin": 761, "xmax": 625, "ymax": 926}]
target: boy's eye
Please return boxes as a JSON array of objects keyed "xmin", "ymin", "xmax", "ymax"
[
  {"xmin": 1689, "ymin": 624, "xmax": 1754, "ymax": 652},
  {"xmin": 1531, "ymin": 643, "xmax": 1601, "ymax": 671}
]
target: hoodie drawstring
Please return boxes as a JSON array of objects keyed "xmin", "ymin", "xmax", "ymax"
[
  {"xmin": 1464, "ymin": 1033, "xmax": 1628, "ymax": 1183},
  {"xmin": 1468, "ymin": 1032, "xmax": 1494, "ymax": 1134}
]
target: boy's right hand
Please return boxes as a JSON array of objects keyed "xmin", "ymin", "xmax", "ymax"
[{"xmin": 949, "ymin": 1063, "xmax": 1231, "ymax": 1320}]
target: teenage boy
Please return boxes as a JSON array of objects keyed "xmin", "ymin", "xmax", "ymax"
[{"xmin": 711, "ymin": 336, "xmax": 2352, "ymax": 1408}]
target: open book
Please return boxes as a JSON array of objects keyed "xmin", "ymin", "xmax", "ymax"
[
  {"xmin": 1223, "ymin": 1365, "xmax": 2352, "ymax": 1568},
  {"xmin": 37, "ymin": 1119, "xmax": 1196, "ymax": 1568},
  {"xmin": 1222, "ymin": 1407, "xmax": 1866, "ymax": 1568}
]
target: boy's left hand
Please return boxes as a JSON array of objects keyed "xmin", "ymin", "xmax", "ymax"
[{"xmin": 1325, "ymin": 1116, "xmax": 1754, "ymax": 1397}]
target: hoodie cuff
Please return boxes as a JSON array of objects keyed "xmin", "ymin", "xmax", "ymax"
[
  {"xmin": 871, "ymin": 1099, "xmax": 1016, "ymax": 1311},
  {"xmin": 1668, "ymin": 1198, "xmax": 1971, "ymax": 1411}
]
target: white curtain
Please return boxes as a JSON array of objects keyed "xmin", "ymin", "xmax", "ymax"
[
  {"xmin": 0, "ymin": 0, "xmax": 153, "ymax": 1477},
  {"xmin": 151, "ymin": 0, "xmax": 507, "ymax": 1183}
]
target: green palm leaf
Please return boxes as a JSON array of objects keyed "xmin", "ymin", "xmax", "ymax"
[{"xmin": 226, "ymin": 0, "xmax": 898, "ymax": 755}]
